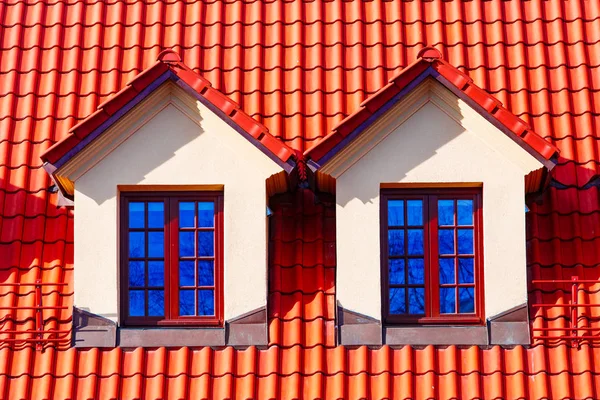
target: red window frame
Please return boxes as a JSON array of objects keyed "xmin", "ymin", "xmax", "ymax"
[
  {"xmin": 119, "ymin": 191, "xmax": 224, "ymax": 327},
  {"xmin": 380, "ymin": 187, "xmax": 484, "ymax": 325}
]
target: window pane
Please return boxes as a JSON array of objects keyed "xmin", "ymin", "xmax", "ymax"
[
  {"xmin": 148, "ymin": 290, "xmax": 164, "ymax": 316},
  {"xmin": 388, "ymin": 200, "xmax": 404, "ymax": 226},
  {"xmin": 407, "ymin": 258, "xmax": 424, "ymax": 284},
  {"xmin": 198, "ymin": 202, "xmax": 214, "ymax": 228},
  {"xmin": 198, "ymin": 290, "xmax": 215, "ymax": 316},
  {"xmin": 389, "ymin": 288, "xmax": 406, "ymax": 314},
  {"xmin": 388, "ymin": 230, "xmax": 404, "ymax": 256},
  {"xmin": 129, "ymin": 290, "xmax": 145, "ymax": 316},
  {"xmin": 179, "ymin": 290, "xmax": 195, "ymax": 316},
  {"xmin": 179, "ymin": 202, "xmax": 195, "ymax": 228},
  {"xmin": 457, "ymin": 229, "xmax": 474, "ymax": 254},
  {"xmin": 438, "ymin": 229, "xmax": 454, "ymax": 255},
  {"xmin": 148, "ymin": 232, "xmax": 164, "ymax": 257},
  {"xmin": 457, "ymin": 199, "xmax": 474, "ymax": 225},
  {"xmin": 438, "ymin": 200, "xmax": 454, "ymax": 226},
  {"xmin": 148, "ymin": 261, "xmax": 164, "ymax": 286},
  {"xmin": 148, "ymin": 202, "xmax": 164, "ymax": 228},
  {"xmin": 198, "ymin": 260, "xmax": 215, "ymax": 286},
  {"xmin": 459, "ymin": 287, "xmax": 475, "ymax": 313},
  {"xmin": 440, "ymin": 288, "xmax": 456, "ymax": 314},
  {"xmin": 408, "ymin": 287, "xmax": 425, "ymax": 314},
  {"xmin": 439, "ymin": 258, "xmax": 455, "ymax": 284},
  {"xmin": 179, "ymin": 261, "xmax": 195, "ymax": 286},
  {"xmin": 129, "ymin": 232, "xmax": 145, "ymax": 258},
  {"xmin": 389, "ymin": 259, "xmax": 405, "ymax": 285},
  {"xmin": 129, "ymin": 202, "xmax": 145, "ymax": 228},
  {"xmin": 179, "ymin": 231, "xmax": 195, "ymax": 257},
  {"xmin": 198, "ymin": 231, "xmax": 214, "ymax": 257},
  {"xmin": 459, "ymin": 258, "xmax": 474, "ymax": 284},
  {"xmin": 407, "ymin": 200, "xmax": 423, "ymax": 225},
  {"xmin": 128, "ymin": 261, "xmax": 145, "ymax": 287},
  {"xmin": 407, "ymin": 229, "xmax": 423, "ymax": 255}
]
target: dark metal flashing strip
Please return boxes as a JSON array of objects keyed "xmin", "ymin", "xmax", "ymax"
[
  {"xmin": 54, "ymin": 71, "xmax": 174, "ymax": 170},
  {"xmin": 316, "ymin": 67, "xmax": 438, "ymax": 166},
  {"xmin": 173, "ymin": 79, "xmax": 296, "ymax": 173}
]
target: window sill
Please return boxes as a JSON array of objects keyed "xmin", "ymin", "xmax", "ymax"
[
  {"xmin": 338, "ymin": 305, "xmax": 530, "ymax": 346},
  {"xmin": 73, "ymin": 307, "xmax": 268, "ymax": 348}
]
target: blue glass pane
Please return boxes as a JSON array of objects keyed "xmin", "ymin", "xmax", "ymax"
[
  {"xmin": 148, "ymin": 202, "xmax": 164, "ymax": 228},
  {"xmin": 148, "ymin": 290, "xmax": 164, "ymax": 316},
  {"xmin": 389, "ymin": 288, "xmax": 406, "ymax": 314},
  {"xmin": 128, "ymin": 261, "xmax": 145, "ymax": 287},
  {"xmin": 148, "ymin": 232, "xmax": 164, "ymax": 257},
  {"xmin": 129, "ymin": 232, "xmax": 145, "ymax": 258},
  {"xmin": 179, "ymin": 202, "xmax": 195, "ymax": 228},
  {"xmin": 438, "ymin": 200, "xmax": 454, "ymax": 226},
  {"xmin": 179, "ymin": 231, "xmax": 195, "ymax": 257},
  {"xmin": 408, "ymin": 258, "xmax": 425, "ymax": 284},
  {"xmin": 408, "ymin": 287, "xmax": 425, "ymax": 314},
  {"xmin": 198, "ymin": 290, "xmax": 215, "ymax": 316},
  {"xmin": 440, "ymin": 288, "xmax": 456, "ymax": 314},
  {"xmin": 179, "ymin": 290, "xmax": 195, "ymax": 316},
  {"xmin": 407, "ymin": 229, "xmax": 423, "ymax": 255},
  {"xmin": 148, "ymin": 261, "xmax": 164, "ymax": 286},
  {"xmin": 457, "ymin": 200, "xmax": 474, "ymax": 225},
  {"xmin": 439, "ymin": 258, "xmax": 455, "ymax": 284},
  {"xmin": 407, "ymin": 200, "xmax": 423, "ymax": 226},
  {"xmin": 438, "ymin": 229, "xmax": 454, "ymax": 255},
  {"xmin": 129, "ymin": 202, "xmax": 145, "ymax": 228},
  {"xmin": 388, "ymin": 230, "xmax": 404, "ymax": 256},
  {"xmin": 457, "ymin": 229, "xmax": 474, "ymax": 254},
  {"xmin": 459, "ymin": 287, "xmax": 475, "ymax": 313},
  {"xmin": 388, "ymin": 200, "xmax": 404, "ymax": 226},
  {"xmin": 388, "ymin": 259, "xmax": 405, "ymax": 285},
  {"xmin": 179, "ymin": 261, "xmax": 195, "ymax": 286},
  {"xmin": 198, "ymin": 231, "xmax": 214, "ymax": 257},
  {"xmin": 129, "ymin": 290, "xmax": 145, "ymax": 316},
  {"xmin": 198, "ymin": 202, "xmax": 214, "ymax": 228},
  {"xmin": 198, "ymin": 260, "xmax": 214, "ymax": 286},
  {"xmin": 459, "ymin": 258, "xmax": 474, "ymax": 284}
]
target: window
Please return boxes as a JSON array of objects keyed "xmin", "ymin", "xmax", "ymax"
[
  {"xmin": 381, "ymin": 188, "xmax": 483, "ymax": 324},
  {"xmin": 120, "ymin": 192, "xmax": 223, "ymax": 326}
]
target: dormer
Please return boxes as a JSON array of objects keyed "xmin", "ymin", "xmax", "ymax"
[
  {"xmin": 306, "ymin": 48, "xmax": 558, "ymax": 346},
  {"xmin": 41, "ymin": 51, "xmax": 296, "ymax": 347}
]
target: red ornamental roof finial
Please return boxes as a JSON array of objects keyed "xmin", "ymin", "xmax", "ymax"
[
  {"xmin": 417, "ymin": 46, "xmax": 442, "ymax": 62},
  {"xmin": 157, "ymin": 49, "xmax": 182, "ymax": 64}
]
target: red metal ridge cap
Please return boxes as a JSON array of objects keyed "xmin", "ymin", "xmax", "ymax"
[
  {"xmin": 41, "ymin": 51, "xmax": 296, "ymax": 167},
  {"xmin": 304, "ymin": 46, "xmax": 558, "ymax": 165}
]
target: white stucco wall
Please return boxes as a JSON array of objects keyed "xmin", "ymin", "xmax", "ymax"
[
  {"xmin": 72, "ymin": 88, "xmax": 282, "ymax": 322},
  {"xmin": 328, "ymin": 83, "xmax": 543, "ymax": 321}
]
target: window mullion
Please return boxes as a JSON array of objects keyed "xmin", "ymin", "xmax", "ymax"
[{"xmin": 428, "ymin": 195, "xmax": 440, "ymax": 318}]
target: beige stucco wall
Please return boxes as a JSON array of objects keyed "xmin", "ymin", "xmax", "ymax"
[
  {"xmin": 327, "ymin": 81, "xmax": 543, "ymax": 321},
  {"xmin": 71, "ymin": 85, "xmax": 282, "ymax": 322}
]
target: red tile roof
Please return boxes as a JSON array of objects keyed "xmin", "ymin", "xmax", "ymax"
[
  {"xmin": 305, "ymin": 47, "xmax": 559, "ymax": 166},
  {"xmin": 0, "ymin": 0, "xmax": 599, "ymax": 398}
]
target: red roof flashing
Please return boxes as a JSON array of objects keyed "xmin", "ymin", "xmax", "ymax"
[
  {"xmin": 41, "ymin": 51, "xmax": 295, "ymax": 168},
  {"xmin": 306, "ymin": 47, "xmax": 559, "ymax": 165}
]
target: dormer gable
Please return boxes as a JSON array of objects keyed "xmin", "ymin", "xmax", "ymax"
[
  {"xmin": 310, "ymin": 48, "xmax": 558, "ymax": 346},
  {"xmin": 41, "ymin": 51, "xmax": 292, "ymax": 347}
]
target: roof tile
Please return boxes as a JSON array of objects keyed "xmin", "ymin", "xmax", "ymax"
[{"xmin": 1, "ymin": 0, "xmax": 600, "ymax": 397}]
